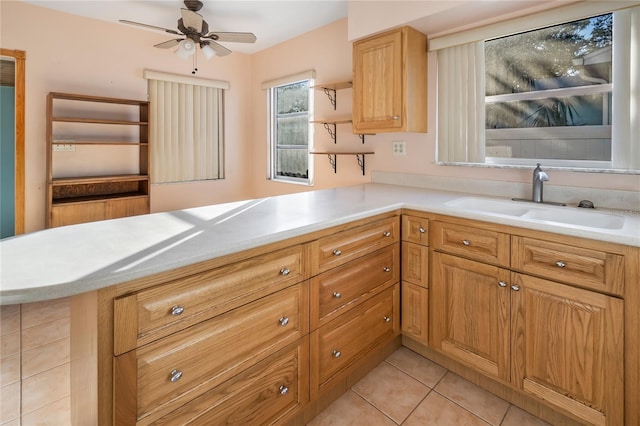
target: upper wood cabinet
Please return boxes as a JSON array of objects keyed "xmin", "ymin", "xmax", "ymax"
[{"xmin": 352, "ymin": 26, "xmax": 427, "ymax": 134}]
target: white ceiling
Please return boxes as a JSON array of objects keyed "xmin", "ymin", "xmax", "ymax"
[{"xmin": 21, "ymin": 0, "xmax": 349, "ymax": 54}]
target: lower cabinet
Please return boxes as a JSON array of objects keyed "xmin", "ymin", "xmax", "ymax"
[
  {"xmin": 401, "ymin": 281, "xmax": 428, "ymax": 345},
  {"xmin": 430, "ymin": 251, "xmax": 624, "ymax": 425}
]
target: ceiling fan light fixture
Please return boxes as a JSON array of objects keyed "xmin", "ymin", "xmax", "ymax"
[
  {"xmin": 175, "ymin": 38, "xmax": 196, "ymax": 59},
  {"xmin": 201, "ymin": 42, "xmax": 216, "ymax": 60}
]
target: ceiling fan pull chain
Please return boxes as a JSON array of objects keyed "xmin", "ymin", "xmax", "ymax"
[{"xmin": 192, "ymin": 51, "xmax": 198, "ymax": 75}]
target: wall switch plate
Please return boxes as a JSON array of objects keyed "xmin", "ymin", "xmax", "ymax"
[
  {"xmin": 53, "ymin": 144, "xmax": 76, "ymax": 152},
  {"xmin": 392, "ymin": 141, "xmax": 406, "ymax": 156}
]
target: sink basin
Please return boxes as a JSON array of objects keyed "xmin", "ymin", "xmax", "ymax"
[{"xmin": 445, "ymin": 197, "xmax": 625, "ymax": 230}]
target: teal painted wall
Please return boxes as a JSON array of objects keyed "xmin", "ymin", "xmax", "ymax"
[{"xmin": 1, "ymin": 86, "xmax": 16, "ymax": 239}]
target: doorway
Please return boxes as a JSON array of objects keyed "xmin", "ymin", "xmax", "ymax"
[{"xmin": 0, "ymin": 49, "xmax": 25, "ymax": 237}]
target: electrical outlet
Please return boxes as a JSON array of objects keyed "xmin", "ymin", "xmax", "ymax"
[
  {"xmin": 53, "ymin": 144, "xmax": 76, "ymax": 152},
  {"xmin": 392, "ymin": 141, "xmax": 406, "ymax": 156}
]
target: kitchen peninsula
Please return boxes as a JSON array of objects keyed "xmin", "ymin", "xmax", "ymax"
[{"xmin": 2, "ymin": 183, "xmax": 639, "ymax": 425}]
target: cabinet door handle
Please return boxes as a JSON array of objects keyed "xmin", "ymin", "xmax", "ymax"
[
  {"xmin": 333, "ymin": 249, "xmax": 342, "ymax": 256},
  {"xmin": 383, "ymin": 266, "xmax": 391, "ymax": 272},
  {"xmin": 332, "ymin": 350, "xmax": 342, "ymax": 358},
  {"xmin": 419, "ymin": 227, "xmax": 426, "ymax": 234},
  {"xmin": 383, "ymin": 231, "xmax": 392, "ymax": 237},
  {"xmin": 555, "ymin": 261, "xmax": 566, "ymax": 268},
  {"xmin": 498, "ymin": 281, "xmax": 507, "ymax": 288},
  {"xmin": 279, "ymin": 317, "xmax": 289, "ymax": 327},
  {"xmin": 462, "ymin": 240, "xmax": 471, "ymax": 246},
  {"xmin": 383, "ymin": 316, "xmax": 391, "ymax": 323},
  {"xmin": 169, "ymin": 369, "xmax": 183, "ymax": 382},
  {"xmin": 171, "ymin": 305, "xmax": 185, "ymax": 316},
  {"xmin": 511, "ymin": 284, "xmax": 520, "ymax": 291},
  {"xmin": 279, "ymin": 385, "xmax": 289, "ymax": 395},
  {"xmin": 393, "ymin": 115, "xmax": 399, "ymax": 120},
  {"xmin": 280, "ymin": 267, "xmax": 291, "ymax": 276},
  {"xmin": 332, "ymin": 291, "xmax": 341, "ymax": 298}
]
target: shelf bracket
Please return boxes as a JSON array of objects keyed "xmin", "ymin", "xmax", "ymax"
[
  {"xmin": 327, "ymin": 154, "xmax": 337, "ymax": 173},
  {"xmin": 356, "ymin": 154, "xmax": 366, "ymax": 175},
  {"xmin": 323, "ymin": 123, "xmax": 337, "ymax": 143},
  {"xmin": 358, "ymin": 134, "xmax": 366, "ymax": 144},
  {"xmin": 323, "ymin": 88, "xmax": 337, "ymax": 110}
]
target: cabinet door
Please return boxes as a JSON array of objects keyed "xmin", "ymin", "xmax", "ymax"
[
  {"xmin": 402, "ymin": 215, "xmax": 429, "ymax": 245},
  {"xmin": 511, "ymin": 273, "xmax": 623, "ymax": 426},
  {"xmin": 430, "ymin": 252, "xmax": 511, "ymax": 382},
  {"xmin": 352, "ymin": 30, "xmax": 403, "ymax": 132},
  {"xmin": 401, "ymin": 241, "xmax": 428, "ymax": 287},
  {"xmin": 401, "ymin": 281, "xmax": 428, "ymax": 344}
]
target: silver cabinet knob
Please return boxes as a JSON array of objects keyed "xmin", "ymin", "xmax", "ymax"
[
  {"xmin": 279, "ymin": 317, "xmax": 289, "ymax": 327},
  {"xmin": 511, "ymin": 284, "xmax": 520, "ymax": 291},
  {"xmin": 280, "ymin": 268, "xmax": 291, "ymax": 276},
  {"xmin": 383, "ymin": 231, "xmax": 391, "ymax": 237},
  {"xmin": 383, "ymin": 267, "xmax": 391, "ymax": 272},
  {"xmin": 169, "ymin": 369, "xmax": 183, "ymax": 382},
  {"xmin": 333, "ymin": 249, "xmax": 342, "ymax": 256},
  {"xmin": 171, "ymin": 305, "xmax": 184, "ymax": 316},
  {"xmin": 332, "ymin": 350, "xmax": 341, "ymax": 358},
  {"xmin": 462, "ymin": 240, "xmax": 471, "ymax": 246},
  {"xmin": 279, "ymin": 385, "xmax": 289, "ymax": 395},
  {"xmin": 383, "ymin": 316, "xmax": 391, "ymax": 323},
  {"xmin": 332, "ymin": 291, "xmax": 341, "ymax": 298},
  {"xmin": 498, "ymin": 281, "xmax": 507, "ymax": 288},
  {"xmin": 419, "ymin": 227, "xmax": 426, "ymax": 234},
  {"xmin": 555, "ymin": 261, "xmax": 566, "ymax": 268},
  {"xmin": 393, "ymin": 115, "xmax": 399, "ymax": 120}
]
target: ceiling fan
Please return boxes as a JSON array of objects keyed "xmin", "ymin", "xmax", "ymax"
[{"xmin": 120, "ymin": 0, "xmax": 256, "ymax": 63}]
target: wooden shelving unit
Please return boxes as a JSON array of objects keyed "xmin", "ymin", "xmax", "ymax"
[{"xmin": 46, "ymin": 92, "xmax": 150, "ymax": 228}]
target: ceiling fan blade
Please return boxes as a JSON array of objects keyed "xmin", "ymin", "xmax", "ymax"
[
  {"xmin": 119, "ymin": 20, "xmax": 181, "ymax": 35},
  {"xmin": 154, "ymin": 39, "xmax": 183, "ymax": 49},
  {"xmin": 206, "ymin": 32, "xmax": 257, "ymax": 43},
  {"xmin": 208, "ymin": 41, "xmax": 232, "ymax": 57},
  {"xmin": 181, "ymin": 8, "xmax": 203, "ymax": 32}
]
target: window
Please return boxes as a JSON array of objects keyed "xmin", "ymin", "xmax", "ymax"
[
  {"xmin": 435, "ymin": 4, "xmax": 639, "ymax": 171},
  {"xmin": 145, "ymin": 70, "xmax": 227, "ymax": 184},
  {"xmin": 266, "ymin": 74, "xmax": 314, "ymax": 184}
]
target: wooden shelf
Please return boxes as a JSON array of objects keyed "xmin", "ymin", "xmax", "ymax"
[
  {"xmin": 311, "ymin": 152, "xmax": 374, "ymax": 175},
  {"xmin": 53, "ymin": 140, "xmax": 148, "ymax": 146},
  {"xmin": 52, "ymin": 192, "xmax": 148, "ymax": 205},
  {"xmin": 52, "ymin": 174, "xmax": 149, "ymax": 186},
  {"xmin": 48, "ymin": 92, "xmax": 148, "ymax": 106},
  {"xmin": 310, "ymin": 118, "xmax": 352, "ymax": 125},
  {"xmin": 310, "ymin": 81, "xmax": 352, "ymax": 91},
  {"xmin": 52, "ymin": 117, "xmax": 148, "ymax": 125}
]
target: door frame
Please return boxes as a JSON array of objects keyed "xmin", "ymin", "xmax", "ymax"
[{"xmin": 1, "ymin": 48, "xmax": 25, "ymax": 235}]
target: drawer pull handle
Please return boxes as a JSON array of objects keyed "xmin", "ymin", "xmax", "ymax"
[
  {"xmin": 462, "ymin": 240, "xmax": 471, "ymax": 246},
  {"xmin": 383, "ymin": 267, "xmax": 391, "ymax": 272},
  {"xmin": 280, "ymin": 268, "xmax": 291, "ymax": 276},
  {"xmin": 279, "ymin": 385, "xmax": 289, "ymax": 395},
  {"xmin": 279, "ymin": 317, "xmax": 289, "ymax": 327},
  {"xmin": 333, "ymin": 249, "xmax": 342, "ymax": 256},
  {"xmin": 169, "ymin": 369, "xmax": 183, "ymax": 382},
  {"xmin": 383, "ymin": 316, "xmax": 391, "ymax": 323},
  {"xmin": 511, "ymin": 284, "xmax": 520, "ymax": 292},
  {"xmin": 393, "ymin": 115, "xmax": 399, "ymax": 120},
  {"xmin": 383, "ymin": 231, "xmax": 392, "ymax": 237},
  {"xmin": 333, "ymin": 292, "xmax": 342, "ymax": 298},
  {"xmin": 419, "ymin": 227, "xmax": 426, "ymax": 234},
  {"xmin": 332, "ymin": 350, "xmax": 341, "ymax": 358},
  {"xmin": 498, "ymin": 281, "xmax": 507, "ymax": 288},
  {"xmin": 555, "ymin": 261, "xmax": 566, "ymax": 268},
  {"xmin": 171, "ymin": 305, "xmax": 185, "ymax": 316}
]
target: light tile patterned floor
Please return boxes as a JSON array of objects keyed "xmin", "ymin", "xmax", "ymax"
[{"xmin": 308, "ymin": 347, "xmax": 551, "ymax": 426}]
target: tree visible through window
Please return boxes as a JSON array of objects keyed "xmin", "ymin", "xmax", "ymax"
[
  {"xmin": 269, "ymin": 80, "xmax": 311, "ymax": 183},
  {"xmin": 485, "ymin": 14, "xmax": 613, "ymax": 164}
]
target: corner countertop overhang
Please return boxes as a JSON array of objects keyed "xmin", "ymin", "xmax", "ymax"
[{"xmin": 2, "ymin": 183, "xmax": 638, "ymax": 305}]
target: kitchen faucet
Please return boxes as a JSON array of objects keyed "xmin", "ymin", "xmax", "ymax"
[{"xmin": 532, "ymin": 163, "xmax": 549, "ymax": 203}]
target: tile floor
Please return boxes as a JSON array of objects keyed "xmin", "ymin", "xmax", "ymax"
[{"xmin": 308, "ymin": 347, "xmax": 550, "ymax": 426}]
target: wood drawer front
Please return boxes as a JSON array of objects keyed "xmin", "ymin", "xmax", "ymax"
[
  {"xmin": 311, "ymin": 245, "xmax": 399, "ymax": 329},
  {"xmin": 114, "ymin": 245, "xmax": 305, "ymax": 353},
  {"xmin": 512, "ymin": 236, "xmax": 624, "ymax": 295},
  {"xmin": 401, "ymin": 282, "xmax": 428, "ymax": 345},
  {"xmin": 311, "ymin": 283, "xmax": 399, "ymax": 395},
  {"xmin": 115, "ymin": 284, "xmax": 308, "ymax": 425},
  {"xmin": 431, "ymin": 221, "xmax": 510, "ymax": 267},
  {"xmin": 402, "ymin": 215, "xmax": 429, "ymax": 245},
  {"xmin": 312, "ymin": 216, "xmax": 399, "ymax": 274},
  {"xmin": 401, "ymin": 241, "xmax": 428, "ymax": 287},
  {"xmin": 152, "ymin": 339, "xmax": 309, "ymax": 426}
]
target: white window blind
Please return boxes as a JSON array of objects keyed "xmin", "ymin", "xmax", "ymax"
[{"xmin": 145, "ymin": 70, "xmax": 228, "ymax": 183}]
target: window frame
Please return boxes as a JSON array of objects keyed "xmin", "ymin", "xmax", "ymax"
[{"xmin": 267, "ymin": 77, "xmax": 314, "ymax": 185}]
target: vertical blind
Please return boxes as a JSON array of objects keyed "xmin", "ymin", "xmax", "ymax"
[{"xmin": 145, "ymin": 71, "xmax": 228, "ymax": 183}]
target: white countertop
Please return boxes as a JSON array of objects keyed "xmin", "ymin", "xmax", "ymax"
[{"xmin": 1, "ymin": 183, "xmax": 638, "ymax": 305}]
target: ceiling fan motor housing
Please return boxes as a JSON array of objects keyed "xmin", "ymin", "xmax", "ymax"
[{"xmin": 184, "ymin": 0, "xmax": 203, "ymax": 12}]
